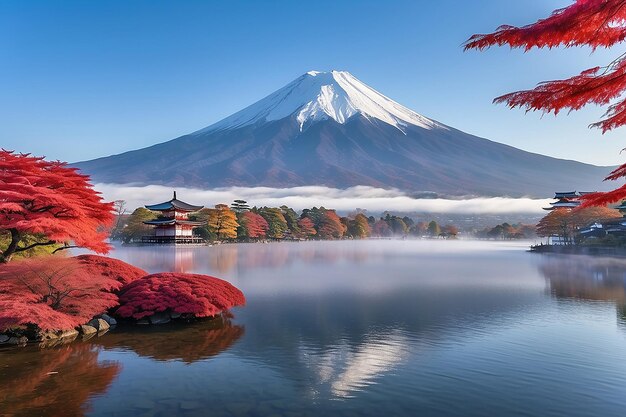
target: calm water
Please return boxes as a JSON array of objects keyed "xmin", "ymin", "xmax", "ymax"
[{"xmin": 2, "ymin": 240, "xmax": 626, "ymax": 417}]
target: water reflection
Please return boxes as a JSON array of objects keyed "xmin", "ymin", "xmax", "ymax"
[
  {"xmin": 94, "ymin": 318, "xmax": 244, "ymax": 363},
  {"xmin": 539, "ymin": 254, "xmax": 626, "ymax": 328},
  {"xmin": 299, "ymin": 329, "xmax": 409, "ymax": 398},
  {"xmin": 0, "ymin": 344, "xmax": 120, "ymax": 416},
  {"xmin": 540, "ymin": 255, "xmax": 626, "ymax": 304}
]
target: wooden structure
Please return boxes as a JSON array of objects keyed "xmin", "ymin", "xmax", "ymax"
[
  {"xmin": 142, "ymin": 191, "xmax": 205, "ymax": 244},
  {"xmin": 543, "ymin": 191, "xmax": 581, "ymax": 211}
]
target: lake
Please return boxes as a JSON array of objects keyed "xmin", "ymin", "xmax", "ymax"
[{"xmin": 2, "ymin": 240, "xmax": 626, "ymax": 417}]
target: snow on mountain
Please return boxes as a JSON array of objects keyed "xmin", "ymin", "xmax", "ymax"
[{"xmin": 196, "ymin": 70, "xmax": 445, "ymax": 134}]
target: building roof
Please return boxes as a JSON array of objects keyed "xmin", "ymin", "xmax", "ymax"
[
  {"xmin": 145, "ymin": 191, "xmax": 204, "ymax": 212},
  {"xmin": 554, "ymin": 192, "xmax": 578, "ymax": 199},
  {"xmin": 143, "ymin": 219, "xmax": 205, "ymax": 226}
]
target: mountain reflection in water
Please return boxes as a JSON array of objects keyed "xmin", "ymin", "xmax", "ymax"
[{"xmin": 5, "ymin": 241, "xmax": 626, "ymax": 417}]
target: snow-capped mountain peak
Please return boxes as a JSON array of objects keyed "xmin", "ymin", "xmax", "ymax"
[{"xmin": 195, "ymin": 70, "xmax": 445, "ymax": 134}]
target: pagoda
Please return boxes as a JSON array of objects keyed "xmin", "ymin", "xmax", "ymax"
[
  {"xmin": 543, "ymin": 191, "xmax": 582, "ymax": 211},
  {"xmin": 142, "ymin": 191, "xmax": 205, "ymax": 244}
]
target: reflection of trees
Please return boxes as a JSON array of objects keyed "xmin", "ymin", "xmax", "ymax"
[
  {"xmin": 540, "ymin": 256, "xmax": 626, "ymax": 303},
  {"xmin": 94, "ymin": 317, "xmax": 244, "ymax": 363},
  {"xmin": 0, "ymin": 344, "xmax": 120, "ymax": 417}
]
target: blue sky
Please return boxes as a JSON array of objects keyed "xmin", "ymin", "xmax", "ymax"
[{"xmin": 1, "ymin": 0, "xmax": 623, "ymax": 166}]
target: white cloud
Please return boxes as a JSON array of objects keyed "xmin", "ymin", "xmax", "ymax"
[{"xmin": 94, "ymin": 183, "xmax": 551, "ymax": 214}]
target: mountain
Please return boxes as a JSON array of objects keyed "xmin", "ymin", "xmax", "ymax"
[{"xmin": 74, "ymin": 70, "xmax": 613, "ymax": 197}]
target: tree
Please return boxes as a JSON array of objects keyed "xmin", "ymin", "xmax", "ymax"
[
  {"xmin": 442, "ymin": 224, "xmax": 459, "ymax": 238},
  {"xmin": 115, "ymin": 272, "xmax": 246, "ymax": 320},
  {"xmin": 231, "ymin": 199, "xmax": 250, "ymax": 213},
  {"xmin": 536, "ymin": 206, "xmax": 621, "ymax": 243},
  {"xmin": 120, "ymin": 207, "xmax": 157, "ymax": 243},
  {"xmin": 427, "ymin": 221, "xmax": 441, "ymax": 237},
  {"xmin": 110, "ymin": 200, "xmax": 127, "ymax": 240},
  {"xmin": 297, "ymin": 217, "xmax": 317, "ymax": 238},
  {"xmin": 74, "ymin": 254, "xmax": 148, "ymax": 286},
  {"xmin": 346, "ymin": 213, "xmax": 372, "ymax": 239},
  {"xmin": 0, "ymin": 150, "xmax": 114, "ymax": 262},
  {"xmin": 259, "ymin": 207, "xmax": 289, "ymax": 239},
  {"xmin": 281, "ymin": 205, "xmax": 301, "ymax": 237},
  {"xmin": 238, "ymin": 211, "xmax": 269, "ymax": 239},
  {"xmin": 372, "ymin": 219, "xmax": 392, "ymax": 237},
  {"xmin": 0, "ymin": 257, "xmax": 122, "ymax": 331},
  {"xmin": 464, "ymin": 1, "xmax": 626, "ymax": 206},
  {"xmin": 199, "ymin": 204, "xmax": 239, "ymax": 240},
  {"xmin": 318, "ymin": 210, "xmax": 345, "ymax": 239}
]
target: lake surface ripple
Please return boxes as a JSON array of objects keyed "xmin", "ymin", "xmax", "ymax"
[{"xmin": 2, "ymin": 240, "xmax": 626, "ymax": 417}]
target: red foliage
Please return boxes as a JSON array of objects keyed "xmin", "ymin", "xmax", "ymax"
[
  {"xmin": 74, "ymin": 254, "xmax": 147, "ymax": 286},
  {"xmin": 0, "ymin": 344, "xmax": 120, "ymax": 416},
  {"xmin": 0, "ymin": 150, "xmax": 114, "ymax": 262},
  {"xmin": 0, "ymin": 257, "xmax": 122, "ymax": 331},
  {"xmin": 465, "ymin": 0, "xmax": 626, "ymax": 133},
  {"xmin": 317, "ymin": 210, "xmax": 345, "ymax": 239},
  {"xmin": 240, "ymin": 211, "xmax": 269, "ymax": 239},
  {"xmin": 372, "ymin": 219, "xmax": 392, "ymax": 237},
  {"xmin": 297, "ymin": 217, "xmax": 317, "ymax": 237},
  {"xmin": 115, "ymin": 272, "xmax": 246, "ymax": 320}
]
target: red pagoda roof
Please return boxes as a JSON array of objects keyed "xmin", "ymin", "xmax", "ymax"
[{"xmin": 145, "ymin": 191, "xmax": 204, "ymax": 212}]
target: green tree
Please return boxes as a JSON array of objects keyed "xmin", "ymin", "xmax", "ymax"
[
  {"xmin": 280, "ymin": 206, "xmax": 301, "ymax": 238},
  {"xmin": 259, "ymin": 207, "xmax": 289, "ymax": 239},
  {"xmin": 121, "ymin": 208, "xmax": 157, "ymax": 243},
  {"xmin": 427, "ymin": 221, "xmax": 441, "ymax": 237}
]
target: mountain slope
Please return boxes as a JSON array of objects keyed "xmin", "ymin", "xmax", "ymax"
[{"xmin": 75, "ymin": 70, "xmax": 613, "ymax": 197}]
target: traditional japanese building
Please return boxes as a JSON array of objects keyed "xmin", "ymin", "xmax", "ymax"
[
  {"xmin": 142, "ymin": 191, "xmax": 205, "ymax": 244},
  {"xmin": 543, "ymin": 191, "xmax": 582, "ymax": 211}
]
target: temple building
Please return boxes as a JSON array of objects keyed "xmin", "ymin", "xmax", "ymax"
[
  {"xmin": 543, "ymin": 191, "xmax": 582, "ymax": 211},
  {"xmin": 142, "ymin": 191, "xmax": 205, "ymax": 244}
]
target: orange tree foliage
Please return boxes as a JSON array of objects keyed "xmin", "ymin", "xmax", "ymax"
[
  {"xmin": 317, "ymin": 209, "xmax": 346, "ymax": 239},
  {"xmin": 0, "ymin": 344, "xmax": 120, "ymax": 416},
  {"xmin": 0, "ymin": 150, "xmax": 114, "ymax": 262},
  {"xmin": 95, "ymin": 318, "xmax": 244, "ymax": 363},
  {"xmin": 200, "ymin": 204, "xmax": 239, "ymax": 240},
  {"xmin": 0, "ymin": 257, "xmax": 122, "ymax": 331},
  {"xmin": 536, "ymin": 206, "xmax": 622, "ymax": 239},
  {"xmin": 115, "ymin": 272, "xmax": 246, "ymax": 320},
  {"xmin": 238, "ymin": 211, "xmax": 269, "ymax": 239},
  {"xmin": 465, "ymin": 1, "xmax": 626, "ymax": 206}
]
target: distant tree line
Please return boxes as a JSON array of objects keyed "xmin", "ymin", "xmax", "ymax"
[
  {"xmin": 112, "ymin": 200, "xmax": 462, "ymax": 243},
  {"xmin": 473, "ymin": 223, "xmax": 536, "ymax": 240}
]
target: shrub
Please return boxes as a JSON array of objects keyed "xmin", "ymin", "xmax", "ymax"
[
  {"xmin": 115, "ymin": 273, "xmax": 245, "ymax": 320},
  {"xmin": 0, "ymin": 257, "xmax": 122, "ymax": 331},
  {"xmin": 74, "ymin": 254, "xmax": 147, "ymax": 286}
]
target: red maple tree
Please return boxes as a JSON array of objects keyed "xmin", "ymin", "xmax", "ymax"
[
  {"xmin": 0, "ymin": 150, "xmax": 114, "ymax": 262},
  {"xmin": 115, "ymin": 272, "xmax": 246, "ymax": 320},
  {"xmin": 0, "ymin": 257, "xmax": 122, "ymax": 331},
  {"xmin": 239, "ymin": 211, "xmax": 269, "ymax": 239},
  {"xmin": 297, "ymin": 217, "xmax": 317, "ymax": 238},
  {"xmin": 464, "ymin": 0, "xmax": 626, "ymax": 206}
]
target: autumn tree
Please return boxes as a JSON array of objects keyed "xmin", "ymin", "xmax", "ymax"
[
  {"xmin": 442, "ymin": 224, "xmax": 459, "ymax": 238},
  {"xmin": 198, "ymin": 204, "xmax": 239, "ymax": 240},
  {"xmin": 536, "ymin": 209, "xmax": 575, "ymax": 243},
  {"xmin": 238, "ymin": 211, "xmax": 269, "ymax": 239},
  {"xmin": 297, "ymin": 217, "xmax": 317, "ymax": 238},
  {"xmin": 372, "ymin": 219, "xmax": 392, "ymax": 237},
  {"xmin": 464, "ymin": 1, "xmax": 626, "ymax": 206},
  {"xmin": 318, "ymin": 209, "xmax": 346, "ymax": 239},
  {"xmin": 0, "ymin": 150, "xmax": 114, "ymax": 262},
  {"xmin": 258, "ymin": 207, "xmax": 289, "ymax": 239},
  {"xmin": 110, "ymin": 200, "xmax": 128, "ymax": 240},
  {"xmin": 346, "ymin": 213, "xmax": 372, "ymax": 239},
  {"xmin": 0, "ymin": 257, "xmax": 122, "ymax": 331},
  {"xmin": 120, "ymin": 207, "xmax": 157, "ymax": 243}
]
